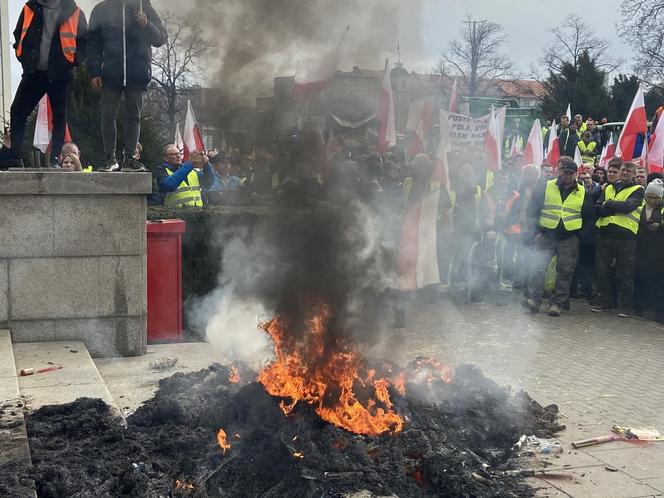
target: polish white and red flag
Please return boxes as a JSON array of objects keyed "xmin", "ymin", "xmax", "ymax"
[
  {"xmin": 574, "ymin": 144, "xmax": 583, "ymax": 167},
  {"xmin": 183, "ymin": 100, "xmax": 205, "ymax": 162},
  {"xmin": 399, "ymin": 110, "xmax": 451, "ymax": 291},
  {"xmin": 174, "ymin": 123, "xmax": 184, "ymax": 152},
  {"xmin": 523, "ymin": 119, "xmax": 544, "ymax": 166},
  {"xmin": 615, "ymin": 85, "xmax": 647, "ymax": 161},
  {"xmin": 484, "ymin": 107, "xmax": 502, "ymax": 171},
  {"xmin": 565, "ymin": 103, "xmax": 572, "ymax": 123},
  {"xmin": 293, "ymin": 27, "xmax": 348, "ymax": 104},
  {"xmin": 509, "ymin": 135, "xmax": 522, "ymax": 158},
  {"xmin": 545, "ymin": 119, "xmax": 560, "ymax": 166},
  {"xmin": 448, "ymin": 76, "xmax": 459, "ymax": 112},
  {"xmin": 376, "ymin": 59, "xmax": 397, "ymax": 154},
  {"xmin": 33, "ymin": 95, "xmax": 72, "ymax": 154},
  {"xmin": 597, "ymin": 133, "xmax": 615, "ymax": 169},
  {"xmin": 407, "ymin": 100, "xmax": 433, "ymax": 157},
  {"xmin": 647, "ymin": 113, "xmax": 664, "ymax": 173}
]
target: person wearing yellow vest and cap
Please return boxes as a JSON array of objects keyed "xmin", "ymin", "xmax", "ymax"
[
  {"xmin": 0, "ymin": 0, "xmax": 87, "ymax": 169},
  {"xmin": 592, "ymin": 161, "xmax": 645, "ymax": 317},
  {"xmin": 155, "ymin": 145, "xmax": 218, "ymax": 208},
  {"xmin": 523, "ymin": 156, "xmax": 594, "ymax": 317}
]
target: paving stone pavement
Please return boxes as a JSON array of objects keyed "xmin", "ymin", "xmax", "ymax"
[{"xmin": 379, "ymin": 293, "xmax": 664, "ymax": 498}]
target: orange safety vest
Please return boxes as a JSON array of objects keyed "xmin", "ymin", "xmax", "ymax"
[{"xmin": 16, "ymin": 5, "xmax": 81, "ymax": 64}]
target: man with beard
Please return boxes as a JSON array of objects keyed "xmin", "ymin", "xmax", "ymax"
[{"xmin": 0, "ymin": 0, "xmax": 87, "ymax": 169}]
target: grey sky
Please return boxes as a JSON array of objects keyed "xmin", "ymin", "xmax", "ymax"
[{"xmin": 6, "ymin": 0, "xmax": 634, "ymax": 96}]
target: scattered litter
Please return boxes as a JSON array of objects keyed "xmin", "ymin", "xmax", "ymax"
[
  {"xmin": 513, "ymin": 435, "xmax": 563, "ymax": 455},
  {"xmin": 70, "ymin": 350, "xmax": 78, "ymax": 354},
  {"xmin": 604, "ymin": 466, "xmax": 619, "ymax": 472},
  {"xmin": 572, "ymin": 426, "xmax": 664, "ymax": 448},
  {"xmin": 19, "ymin": 364, "xmax": 64, "ymax": 377},
  {"xmin": 148, "ymin": 357, "xmax": 179, "ymax": 370}
]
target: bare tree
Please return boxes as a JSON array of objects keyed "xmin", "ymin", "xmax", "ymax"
[
  {"xmin": 436, "ymin": 16, "xmax": 513, "ymax": 97},
  {"xmin": 149, "ymin": 11, "xmax": 212, "ymax": 138},
  {"xmin": 619, "ymin": 0, "xmax": 664, "ymax": 86},
  {"xmin": 543, "ymin": 15, "xmax": 620, "ymax": 74}
]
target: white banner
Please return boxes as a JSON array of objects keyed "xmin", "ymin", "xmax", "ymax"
[{"xmin": 441, "ymin": 107, "xmax": 506, "ymax": 150}]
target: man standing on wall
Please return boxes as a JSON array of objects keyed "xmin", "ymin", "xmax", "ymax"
[
  {"xmin": 0, "ymin": 0, "xmax": 87, "ymax": 169},
  {"xmin": 87, "ymin": 0, "xmax": 166, "ymax": 172}
]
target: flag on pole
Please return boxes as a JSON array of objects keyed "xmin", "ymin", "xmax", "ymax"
[
  {"xmin": 615, "ymin": 85, "xmax": 647, "ymax": 161},
  {"xmin": 574, "ymin": 145, "xmax": 583, "ymax": 167},
  {"xmin": 545, "ymin": 120, "xmax": 560, "ymax": 166},
  {"xmin": 33, "ymin": 95, "xmax": 72, "ymax": 155},
  {"xmin": 448, "ymin": 77, "xmax": 459, "ymax": 113},
  {"xmin": 639, "ymin": 133, "xmax": 649, "ymax": 167},
  {"xmin": 407, "ymin": 100, "xmax": 433, "ymax": 158},
  {"xmin": 376, "ymin": 59, "xmax": 396, "ymax": 154},
  {"xmin": 293, "ymin": 27, "xmax": 347, "ymax": 104},
  {"xmin": 398, "ymin": 110, "xmax": 451, "ymax": 291},
  {"xmin": 484, "ymin": 107, "xmax": 502, "ymax": 171},
  {"xmin": 598, "ymin": 134, "xmax": 615, "ymax": 169},
  {"xmin": 565, "ymin": 103, "xmax": 572, "ymax": 123},
  {"xmin": 509, "ymin": 135, "xmax": 523, "ymax": 158},
  {"xmin": 183, "ymin": 100, "xmax": 205, "ymax": 162},
  {"xmin": 647, "ymin": 115, "xmax": 664, "ymax": 173},
  {"xmin": 523, "ymin": 119, "xmax": 544, "ymax": 166},
  {"xmin": 174, "ymin": 123, "xmax": 184, "ymax": 151}
]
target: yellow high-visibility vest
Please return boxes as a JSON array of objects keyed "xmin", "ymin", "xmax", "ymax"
[
  {"xmin": 164, "ymin": 168, "xmax": 203, "ymax": 208},
  {"xmin": 539, "ymin": 179, "xmax": 585, "ymax": 231},
  {"xmin": 596, "ymin": 184, "xmax": 644, "ymax": 234},
  {"xmin": 577, "ymin": 141, "xmax": 597, "ymax": 165}
]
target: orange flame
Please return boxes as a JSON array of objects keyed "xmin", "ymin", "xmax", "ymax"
[
  {"xmin": 258, "ymin": 301, "xmax": 405, "ymax": 436},
  {"xmin": 216, "ymin": 429, "xmax": 231, "ymax": 454},
  {"xmin": 293, "ymin": 451, "xmax": 305, "ymax": 459},
  {"xmin": 229, "ymin": 366, "xmax": 240, "ymax": 384},
  {"xmin": 174, "ymin": 480, "xmax": 195, "ymax": 490}
]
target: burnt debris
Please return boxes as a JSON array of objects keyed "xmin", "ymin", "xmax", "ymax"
[{"xmin": 1, "ymin": 363, "xmax": 563, "ymax": 498}]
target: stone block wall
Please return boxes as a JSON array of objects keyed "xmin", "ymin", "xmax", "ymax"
[{"xmin": 0, "ymin": 171, "xmax": 152, "ymax": 357}]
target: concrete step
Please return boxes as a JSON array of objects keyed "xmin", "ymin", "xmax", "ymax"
[
  {"xmin": 13, "ymin": 341, "xmax": 123, "ymax": 420},
  {"xmin": 0, "ymin": 330, "xmax": 36, "ymax": 497}
]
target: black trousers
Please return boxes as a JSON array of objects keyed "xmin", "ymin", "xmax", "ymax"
[
  {"xmin": 634, "ymin": 272, "xmax": 664, "ymax": 321},
  {"xmin": 596, "ymin": 236, "xmax": 637, "ymax": 311},
  {"xmin": 10, "ymin": 71, "xmax": 69, "ymax": 163},
  {"xmin": 101, "ymin": 86, "xmax": 144, "ymax": 161}
]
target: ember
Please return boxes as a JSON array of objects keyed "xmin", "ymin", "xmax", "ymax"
[
  {"xmin": 228, "ymin": 366, "xmax": 240, "ymax": 384},
  {"xmin": 174, "ymin": 479, "xmax": 195, "ymax": 490},
  {"xmin": 216, "ymin": 428, "xmax": 231, "ymax": 454}
]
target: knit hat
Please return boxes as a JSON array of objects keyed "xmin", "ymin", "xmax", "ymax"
[{"xmin": 646, "ymin": 178, "xmax": 664, "ymax": 198}]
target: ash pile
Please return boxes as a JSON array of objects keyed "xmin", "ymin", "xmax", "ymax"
[{"xmin": 4, "ymin": 361, "xmax": 563, "ymax": 498}]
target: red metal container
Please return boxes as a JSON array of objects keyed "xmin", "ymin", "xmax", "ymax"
[{"xmin": 147, "ymin": 219, "xmax": 186, "ymax": 342}]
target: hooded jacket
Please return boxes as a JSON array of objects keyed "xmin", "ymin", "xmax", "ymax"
[
  {"xmin": 87, "ymin": 0, "xmax": 166, "ymax": 90},
  {"xmin": 13, "ymin": 0, "xmax": 88, "ymax": 80}
]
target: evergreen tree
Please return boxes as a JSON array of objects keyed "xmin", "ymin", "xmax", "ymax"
[
  {"xmin": 609, "ymin": 74, "xmax": 639, "ymax": 121},
  {"xmin": 540, "ymin": 50, "xmax": 610, "ymax": 121}
]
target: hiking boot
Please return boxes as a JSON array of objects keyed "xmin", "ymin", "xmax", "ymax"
[
  {"xmin": 121, "ymin": 156, "xmax": 148, "ymax": 172},
  {"xmin": 521, "ymin": 298, "xmax": 540, "ymax": 314},
  {"xmin": 548, "ymin": 304, "xmax": 561, "ymax": 317},
  {"xmin": 98, "ymin": 158, "xmax": 120, "ymax": 172}
]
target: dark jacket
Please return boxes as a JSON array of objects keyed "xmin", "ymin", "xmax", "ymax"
[
  {"xmin": 636, "ymin": 205, "xmax": 664, "ymax": 274},
  {"xmin": 528, "ymin": 178, "xmax": 595, "ymax": 240},
  {"xmin": 557, "ymin": 128, "xmax": 579, "ymax": 158},
  {"xmin": 595, "ymin": 181, "xmax": 645, "ymax": 240},
  {"xmin": 13, "ymin": 0, "xmax": 88, "ymax": 80},
  {"xmin": 87, "ymin": 0, "xmax": 166, "ymax": 90}
]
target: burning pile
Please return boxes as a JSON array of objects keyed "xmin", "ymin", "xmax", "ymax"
[{"xmin": 2, "ymin": 305, "xmax": 563, "ymax": 498}]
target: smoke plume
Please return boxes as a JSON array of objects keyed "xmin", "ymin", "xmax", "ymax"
[{"xmin": 153, "ymin": 0, "xmax": 424, "ymax": 98}]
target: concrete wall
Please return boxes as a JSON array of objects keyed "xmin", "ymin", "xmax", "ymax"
[{"xmin": 0, "ymin": 171, "xmax": 152, "ymax": 357}]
